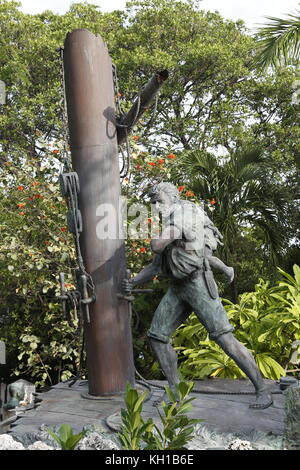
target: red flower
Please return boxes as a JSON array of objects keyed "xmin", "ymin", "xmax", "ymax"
[
  {"xmin": 18, "ymin": 185, "xmax": 24, "ymax": 191},
  {"xmin": 17, "ymin": 203, "xmax": 26, "ymax": 208},
  {"xmin": 185, "ymin": 191, "xmax": 195, "ymax": 197},
  {"xmin": 44, "ymin": 241, "xmax": 50, "ymax": 245},
  {"xmin": 178, "ymin": 186, "xmax": 185, "ymax": 192},
  {"xmin": 52, "ymin": 149, "xmax": 60, "ymax": 154},
  {"xmin": 167, "ymin": 153, "xmax": 176, "ymax": 159},
  {"xmin": 158, "ymin": 159, "xmax": 165, "ymax": 165},
  {"xmin": 133, "ymin": 136, "xmax": 140, "ymax": 141},
  {"xmin": 148, "ymin": 162, "xmax": 156, "ymax": 167},
  {"xmin": 135, "ymin": 164, "xmax": 142, "ymax": 170},
  {"xmin": 210, "ymin": 199, "xmax": 216, "ymax": 205},
  {"xmin": 33, "ymin": 194, "xmax": 43, "ymax": 199},
  {"xmin": 19, "ymin": 211, "xmax": 25, "ymax": 216},
  {"xmin": 32, "ymin": 181, "xmax": 39, "ymax": 187},
  {"xmin": 139, "ymin": 247, "xmax": 147, "ymax": 253},
  {"xmin": 147, "ymin": 218, "xmax": 153, "ymax": 224},
  {"xmin": 64, "ymin": 283, "xmax": 75, "ymax": 289},
  {"xmin": 60, "ymin": 227, "xmax": 67, "ymax": 232}
]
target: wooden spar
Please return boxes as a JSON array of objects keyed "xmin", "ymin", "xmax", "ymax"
[
  {"xmin": 63, "ymin": 29, "xmax": 135, "ymax": 396},
  {"xmin": 117, "ymin": 70, "xmax": 169, "ymax": 146}
]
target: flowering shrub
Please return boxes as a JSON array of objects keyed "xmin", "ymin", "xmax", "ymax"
[{"xmin": 0, "ymin": 152, "xmax": 82, "ymax": 386}]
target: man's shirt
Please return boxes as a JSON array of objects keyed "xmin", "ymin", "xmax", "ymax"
[{"xmin": 159, "ymin": 201, "xmax": 205, "ymax": 280}]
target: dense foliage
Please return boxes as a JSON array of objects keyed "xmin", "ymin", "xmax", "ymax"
[
  {"xmin": 0, "ymin": 0, "xmax": 299, "ymax": 385},
  {"xmin": 174, "ymin": 265, "xmax": 300, "ymax": 380}
]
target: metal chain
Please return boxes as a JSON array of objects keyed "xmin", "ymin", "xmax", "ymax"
[
  {"xmin": 140, "ymin": 94, "xmax": 158, "ymax": 130},
  {"xmin": 112, "ymin": 63, "xmax": 142, "ymax": 129},
  {"xmin": 112, "ymin": 63, "xmax": 125, "ymax": 117},
  {"xmin": 58, "ymin": 48, "xmax": 96, "ymax": 312},
  {"xmin": 66, "ymin": 176, "xmax": 96, "ymax": 296},
  {"xmin": 57, "ymin": 47, "xmax": 98, "ymax": 384},
  {"xmin": 58, "ymin": 47, "xmax": 72, "ymax": 173},
  {"xmin": 112, "ymin": 63, "xmax": 133, "ymax": 181},
  {"xmin": 113, "ymin": 64, "xmax": 158, "ymax": 182},
  {"xmin": 112, "ymin": 65, "xmax": 159, "ymax": 183}
]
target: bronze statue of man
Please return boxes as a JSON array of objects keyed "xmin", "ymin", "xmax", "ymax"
[{"xmin": 122, "ymin": 182, "xmax": 273, "ymax": 409}]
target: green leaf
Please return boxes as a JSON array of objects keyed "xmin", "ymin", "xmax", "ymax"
[
  {"xmin": 46, "ymin": 428, "xmax": 63, "ymax": 447},
  {"xmin": 133, "ymin": 391, "xmax": 148, "ymax": 413},
  {"xmin": 58, "ymin": 424, "xmax": 72, "ymax": 443},
  {"xmin": 132, "ymin": 412, "xmax": 141, "ymax": 430},
  {"xmin": 65, "ymin": 434, "xmax": 85, "ymax": 450}
]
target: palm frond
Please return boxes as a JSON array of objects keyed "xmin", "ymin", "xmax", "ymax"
[
  {"xmin": 181, "ymin": 150, "xmax": 219, "ymax": 175},
  {"xmin": 249, "ymin": 216, "xmax": 284, "ymax": 265},
  {"xmin": 229, "ymin": 147, "xmax": 266, "ymax": 183},
  {"xmin": 254, "ymin": 10, "xmax": 300, "ymax": 70},
  {"xmin": 173, "ymin": 146, "xmax": 290, "ymax": 263},
  {"xmin": 171, "ymin": 149, "xmax": 219, "ymax": 188}
]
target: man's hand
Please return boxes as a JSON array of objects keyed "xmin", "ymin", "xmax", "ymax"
[{"xmin": 121, "ymin": 278, "xmax": 134, "ymax": 295}]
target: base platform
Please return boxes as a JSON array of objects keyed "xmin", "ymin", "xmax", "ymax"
[{"xmin": 7, "ymin": 378, "xmax": 285, "ymax": 437}]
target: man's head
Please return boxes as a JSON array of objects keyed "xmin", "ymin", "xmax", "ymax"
[{"xmin": 148, "ymin": 182, "xmax": 180, "ymax": 219}]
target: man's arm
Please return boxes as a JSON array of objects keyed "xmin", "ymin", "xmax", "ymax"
[
  {"xmin": 121, "ymin": 254, "xmax": 161, "ymax": 294},
  {"xmin": 150, "ymin": 225, "xmax": 182, "ymax": 254},
  {"xmin": 131, "ymin": 254, "xmax": 161, "ymax": 286}
]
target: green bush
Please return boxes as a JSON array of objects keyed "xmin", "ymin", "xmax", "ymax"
[
  {"xmin": 118, "ymin": 381, "xmax": 201, "ymax": 450},
  {"xmin": 173, "ymin": 265, "xmax": 300, "ymax": 380}
]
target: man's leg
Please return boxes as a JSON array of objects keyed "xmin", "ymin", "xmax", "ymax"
[
  {"xmin": 204, "ymin": 246, "xmax": 234, "ymax": 283},
  {"xmin": 183, "ymin": 276, "xmax": 273, "ymax": 409},
  {"xmin": 215, "ymin": 332, "xmax": 273, "ymax": 409},
  {"xmin": 149, "ymin": 338, "xmax": 180, "ymax": 396},
  {"xmin": 147, "ymin": 286, "xmax": 191, "ymax": 404},
  {"xmin": 207, "ymin": 256, "xmax": 234, "ymax": 283}
]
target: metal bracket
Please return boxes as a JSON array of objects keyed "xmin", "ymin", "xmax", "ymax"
[
  {"xmin": 77, "ymin": 273, "xmax": 95, "ymax": 324},
  {"xmin": 58, "ymin": 271, "xmax": 95, "ymax": 324},
  {"xmin": 67, "ymin": 208, "xmax": 83, "ymax": 234},
  {"xmin": 59, "ymin": 172, "xmax": 80, "ymax": 197}
]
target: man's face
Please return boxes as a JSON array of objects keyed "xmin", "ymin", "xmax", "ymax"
[{"xmin": 153, "ymin": 192, "xmax": 175, "ymax": 219}]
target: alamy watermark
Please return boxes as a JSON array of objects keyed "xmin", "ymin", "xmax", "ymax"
[
  {"xmin": 94, "ymin": 196, "xmax": 204, "ymax": 248},
  {"xmin": 96, "ymin": 198, "xmax": 162, "ymax": 240},
  {"xmin": 0, "ymin": 80, "xmax": 6, "ymax": 105}
]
